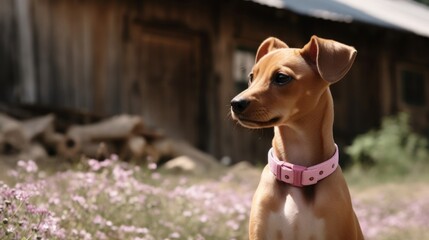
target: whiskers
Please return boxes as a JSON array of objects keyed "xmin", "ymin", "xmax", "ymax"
[
  {"xmin": 226, "ymin": 108, "xmax": 233, "ymax": 120},
  {"xmin": 225, "ymin": 106, "xmax": 241, "ymax": 130},
  {"xmin": 225, "ymin": 104, "xmax": 273, "ymax": 139}
]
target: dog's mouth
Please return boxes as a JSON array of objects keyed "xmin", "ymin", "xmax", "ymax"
[{"xmin": 234, "ymin": 116, "xmax": 281, "ymax": 128}]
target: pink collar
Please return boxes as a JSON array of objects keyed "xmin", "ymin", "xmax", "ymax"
[{"xmin": 268, "ymin": 145, "xmax": 339, "ymax": 187}]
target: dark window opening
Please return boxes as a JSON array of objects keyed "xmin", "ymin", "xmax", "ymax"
[{"xmin": 401, "ymin": 70, "xmax": 426, "ymax": 107}]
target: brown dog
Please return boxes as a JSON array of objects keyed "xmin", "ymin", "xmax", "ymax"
[{"xmin": 231, "ymin": 36, "xmax": 363, "ymax": 240}]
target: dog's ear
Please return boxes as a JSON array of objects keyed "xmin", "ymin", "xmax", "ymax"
[
  {"xmin": 300, "ymin": 35, "xmax": 357, "ymax": 84},
  {"xmin": 255, "ymin": 37, "xmax": 288, "ymax": 63}
]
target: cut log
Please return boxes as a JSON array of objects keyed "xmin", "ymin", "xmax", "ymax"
[
  {"xmin": 41, "ymin": 131, "xmax": 66, "ymax": 155},
  {"xmin": 81, "ymin": 141, "xmax": 113, "ymax": 161},
  {"xmin": 63, "ymin": 115, "xmax": 144, "ymax": 159},
  {"xmin": 138, "ymin": 127, "xmax": 165, "ymax": 143},
  {"xmin": 67, "ymin": 114, "xmax": 144, "ymax": 142},
  {"xmin": 144, "ymin": 145, "xmax": 160, "ymax": 163},
  {"xmin": 57, "ymin": 135, "xmax": 81, "ymax": 159},
  {"xmin": 122, "ymin": 136, "xmax": 147, "ymax": 159},
  {"xmin": 154, "ymin": 138, "xmax": 222, "ymax": 171},
  {"xmin": 18, "ymin": 143, "xmax": 48, "ymax": 161},
  {"xmin": 0, "ymin": 113, "xmax": 27, "ymax": 152},
  {"xmin": 21, "ymin": 114, "xmax": 55, "ymax": 141}
]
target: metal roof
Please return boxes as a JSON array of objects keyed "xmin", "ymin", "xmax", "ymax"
[{"xmin": 249, "ymin": 0, "xmax": 429, "ymax": 38}]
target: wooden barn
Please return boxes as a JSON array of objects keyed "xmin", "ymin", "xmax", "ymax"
[{"xmin": 1, "ymin": 0, "xmax": 429, "ymax": 164}]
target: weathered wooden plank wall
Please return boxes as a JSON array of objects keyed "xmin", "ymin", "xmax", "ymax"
[
  {"xmin": 26, "ymin": 0, "xmax": 223, "ymax": 153},
  {"xmin": 31, "ymin": 1, "xmax": 121, "ymax": 112},
  {"xmin": 0, "ymin": 0, "xmax": 19, "ymax": 102},
  {"xmin": 2, "ymin": 0, "xmax": 429, "ymax": 164}
]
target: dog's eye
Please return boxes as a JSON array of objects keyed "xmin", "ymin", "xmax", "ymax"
[
  {"xmin": 272, "ymin": 73, "xmax": 293, "ymax": 86},
  {"xmin": 248, "ymin": 73, "xmax": 254, "ymax": 85}
]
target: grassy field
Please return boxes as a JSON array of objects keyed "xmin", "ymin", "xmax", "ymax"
[
  {"xmin": 0, "ymin": 156, "xmax": 428, "ymax": 240},
  {"xmin": 347, "ymin": 169, "xmax": 429, "ymax": 240}
]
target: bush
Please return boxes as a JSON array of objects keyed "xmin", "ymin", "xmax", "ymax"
[{"xmin": 345, "ymin": 113, "xmax": 429, "ymax": 175}]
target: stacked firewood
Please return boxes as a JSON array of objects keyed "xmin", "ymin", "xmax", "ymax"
[
  {"xmin": 0, "ymin": 112, "xmax": 221, "ymax": 172},
  {"xmin": 0, "ymin": 113, "xmax": 56, "ymax": 159},
  {"xmin": 0, "ymin": 113, "xmax": 147, "ymax": 160}
]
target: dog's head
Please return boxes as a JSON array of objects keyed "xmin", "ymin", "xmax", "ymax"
[{"xmin": 231, "ymin": 35, "xmax": 357, "ymax": 129}]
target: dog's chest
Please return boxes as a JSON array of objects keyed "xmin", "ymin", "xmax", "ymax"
[{"xmin": 266, "ymin": 188, "xmax": 326, "ymax": 240}]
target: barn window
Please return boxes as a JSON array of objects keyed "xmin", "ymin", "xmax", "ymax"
[
  {"xmin": 233, "ymin": 48, "xmax": 255, "ymax": 92},
  {"xmin": 399, "ymin": 68, "xmax": 427, "ymax": 107}
]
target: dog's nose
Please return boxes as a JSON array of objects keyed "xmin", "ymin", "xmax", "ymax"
[{"xmin": 231, "ymin": 98, "xmax": 250, "ymax": 114}]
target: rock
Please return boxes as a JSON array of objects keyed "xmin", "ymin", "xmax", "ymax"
[
  {"xmin": 154, "ymin": 138, "xmax": 222, "ymax": 171},
  {"xmin": 163, "ymin": 155, "xmax": 205, "ymax": 173}
]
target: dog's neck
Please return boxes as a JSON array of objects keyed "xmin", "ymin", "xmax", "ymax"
[{"xmin": 272, "ymin": 89, "xmax": 336, "ymax": 167}]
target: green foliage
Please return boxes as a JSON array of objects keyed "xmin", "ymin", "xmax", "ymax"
[
  {"xmin": 414, "ymin": 0, "xmax": 429, "ymax": 6},
  {"xmin": 346, "ymin": 113, "xmax": 429, "ymax": 175}
]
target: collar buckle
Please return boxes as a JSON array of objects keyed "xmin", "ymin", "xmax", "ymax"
[{"xmin": 291, "ymin": 164, "xmax": 306, "ymax": 187}]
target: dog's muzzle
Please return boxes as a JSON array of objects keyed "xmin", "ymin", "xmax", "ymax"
[{"xmin": 231, "ymin": 98, "xmax": 250, "ymax": 114}]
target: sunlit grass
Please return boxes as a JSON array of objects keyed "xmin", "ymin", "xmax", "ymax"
[
  {"xmin": 374, "ymin": 228, "xmax": 429, "ymax": 240},
  {"xmin": 345, "ymin": 162, "xmax": 429, "ymax": 189},
  {"xmin": 1, "ymin": 156, "xmax": 428, "ymax": 240},
  {"xmin": 345, "ymin": 166, "xmax": 429, "ymax": 240}
]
